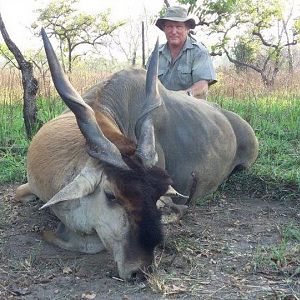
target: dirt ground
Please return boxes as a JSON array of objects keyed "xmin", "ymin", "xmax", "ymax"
[{"xmin": 0, "ymin": 183, "xmax": 299, "ymax": 300}]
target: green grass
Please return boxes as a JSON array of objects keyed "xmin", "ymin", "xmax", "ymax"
[
  {"xmin": 0, "ymin": 92, "xmax": 299, "ymax": 200},
  {"xmin": 211, "ymin": 93, "xmax": 300, "ymax": 198},
  {"xmin": 0, "ymin": 97, "xmax": 65, "ymax": 183},
  {"xmin": 253, "ymin": 223, "xmax": 300, "ymax": 276},
  {"xmin": 0, "ymin": 99, "xmax": 28, "ymax": 183},
  {"xmin": 36, "ymin": 96, "xmax": 66, "ymax": 124}
]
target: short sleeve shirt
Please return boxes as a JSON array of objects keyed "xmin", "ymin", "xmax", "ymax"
[{"xmin": 156, "ymin": 36, "xmax": 217, "ymax": 91}]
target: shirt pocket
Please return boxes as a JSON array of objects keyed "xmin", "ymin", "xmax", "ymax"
[
  {"xmin": 177, "ymin": 65, "xmax": 192, "ymax": 88},
  {"xmin": 158, "ymin": 67, "xmax": 167, "ymax": 79}
]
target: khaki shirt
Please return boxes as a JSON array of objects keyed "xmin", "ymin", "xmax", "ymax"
[{"xmin": 155, "ymin": 36, "xmax": 217, "ymax": 91}]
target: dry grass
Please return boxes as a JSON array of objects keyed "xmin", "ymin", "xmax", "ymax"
[
  {"xmin": 0, "ymin": 68, "xmax": 111, "ymax": 103},
  {"xmin": 1, "ymin": 65, "xmax": 300, "ymax": 103},
  {"xmin": 210, "ymin": 68, "xmax": 300, "ymax": 99},
  {"xmin": 0, "ymin": 69, "xmax": 23, "ymax": 103}
]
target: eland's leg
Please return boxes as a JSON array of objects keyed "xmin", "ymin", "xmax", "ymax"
[
  {"xmin": 42, "ymin": 222, "xmax": 105, "ymax": 254},
  {"xmin": 15, "ymin": 183, "xmax": 37, "ymax": 202}
]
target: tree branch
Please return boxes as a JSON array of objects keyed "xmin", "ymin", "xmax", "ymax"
[
  {"xmin": 223, "ymin": 47, "xmax": 262, "ymax": 74},
  {"xmin": 164, "ymin": 0, "xmax": 170, "ymax": 8}
]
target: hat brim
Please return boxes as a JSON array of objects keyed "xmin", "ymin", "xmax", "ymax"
[{"xmin": 155, "ymin": 17, "xmax": 196, "ymax": 31}]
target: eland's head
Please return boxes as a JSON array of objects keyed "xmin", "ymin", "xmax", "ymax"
[{"xmin": 37, "ymin": 29, "xmax": 179, "ymax": 280}]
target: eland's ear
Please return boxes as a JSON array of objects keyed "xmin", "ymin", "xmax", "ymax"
[{"xmin": 40, "ymin": 159, "xmax": 103, "ymax": 210}]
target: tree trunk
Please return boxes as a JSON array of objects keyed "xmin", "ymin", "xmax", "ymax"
[
  {"xmin": 142, "ymin": 21, "xmax": 145, "ymax": 68},
  {"xmin": 21, "ymin": 61, "xmax": 39, "ymax": 138},
  {"xmin": 0, "ymin": 13, "xmax": 39, "ymax": 139},
  {"xmin": 131, "ymin": 50, "xmax": 136, "ymax": 66}
]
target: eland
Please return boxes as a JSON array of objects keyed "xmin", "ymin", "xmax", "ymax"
[{"xmin": 16, "ymin": 29, "xmax": 258, "ymax": 280}]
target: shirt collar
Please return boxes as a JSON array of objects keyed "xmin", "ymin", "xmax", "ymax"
[
  {"xmin": 159, "ymin": 36, "xmax": 194, "ymax": 62},
  {"xmin": 183, "ymin": 36, "xmax": 194, "ymax": 50}
]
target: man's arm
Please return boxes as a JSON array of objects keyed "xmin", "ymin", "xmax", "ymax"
[{"xmin": 186, "ymin": 80, "xmax": 208, "ymax": 99}]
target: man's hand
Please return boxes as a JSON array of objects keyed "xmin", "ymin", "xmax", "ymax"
[{"xmin": 186, "ymin": 80, "xmax": 209, "ymax": 99}]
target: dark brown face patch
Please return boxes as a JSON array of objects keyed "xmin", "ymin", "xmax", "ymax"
[
  {"xmin": 91, "ymin": 110, "xmax": 170, "ymax": 252},
  {"xmin": 103, "ymin": 156, "xmax": 172, "ymax": 253}
]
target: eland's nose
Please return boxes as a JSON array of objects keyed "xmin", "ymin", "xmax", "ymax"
[
  {"xmin": 130, "ymin": 269, "xmax": 146, "ymax": 282},
  {"xmin": 130, "ymin": 264, "xmax": 154, "ymax": 282}
]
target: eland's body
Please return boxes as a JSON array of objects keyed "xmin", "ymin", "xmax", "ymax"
[
  {"xmin": 16, "ymin": 30, "xmax": 258, "ymax": 280},
  {"xmin": 82, "ymin": 70, "xmax": 258, "ymax": 200}
]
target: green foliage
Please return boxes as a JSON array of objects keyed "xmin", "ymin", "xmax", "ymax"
[
  {"xmin": 0, "ymin": 100, "xmax": 28, "ymax": 183},
  {"xmin": 0, "ymin": 97, "xmax": 64, "ymax": 183},
  {"xmin": 0, "ymin": 44, "xmax": 18, "ymax": 67},
  {"xmin": 293, "ymin": 17, "xmax": 300, "ymax": 39},
  {"xmin": 283, "ymin": 224, "xmax": 300, "ymax": 242},
  {"xmin": 0, "ymin": 149, "xmax": 27, "ymax": 183},
  {"xmin": 175, "ymin": 0, "xmax": 298, "ymax": 86},
  {"xmin": 233, "ymin": 37, "xmax": 260, "ymax": 70},
  {"xmin": 211, "ymin": 93, "xmax": 300, "ymax": 197},
  {"xmin": 178, "ymin": 0, "xmax": 197, "ymax": 6},
  {"xmin": 36, "ymin": 96, "xmax": 66, "ymax": 123},
  {"xmin": 205, "ymin": 0, "xmax": 239, "ymax": 15},
  {"xmin": 33, "ymin": 0, "xmax": 125, "ymax": 72}
]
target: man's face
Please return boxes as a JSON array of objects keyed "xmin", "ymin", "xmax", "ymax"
[{"xmin": 164, "ymin": 21, "xmax": 189, "ymax": 48}]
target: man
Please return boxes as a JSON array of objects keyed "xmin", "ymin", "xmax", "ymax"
[{"xmin": 153, "ymin": 6, "xmax": 217, "ymax": 99}]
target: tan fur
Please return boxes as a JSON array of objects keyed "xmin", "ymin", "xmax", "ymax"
[
  {"xmin": 94, "ymin": 111, "xmax": 136, "ymax": 155},
  {"xmin": 23, "ymin": 108, "xmax": 136, "ymax": 203},
  {"xmin": 26, "ymin": 112, "xmax": 90, "ymax": 201}
]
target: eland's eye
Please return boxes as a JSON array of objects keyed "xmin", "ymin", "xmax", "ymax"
[
  {"xmin": 105, "ymin": 192, "xmax": 115, "ymax": 200},
  {"xmin": 104, "ymin": 192, "xmax": 121, "ymax": 206}
]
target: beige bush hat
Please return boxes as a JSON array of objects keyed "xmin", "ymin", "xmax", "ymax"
[{"xmin": 155, "ymin": 6, "xmax": 196, "ymax": 31}]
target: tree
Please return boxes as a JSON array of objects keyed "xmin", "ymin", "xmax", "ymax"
[
  {"xmin": 112, "ymin": 17, "xmax": 141, "ymax": 66},
  {"xmin": 111, "ymin": 10, "xmax": 156, "ymax": 67},
  {"xmin": 175, "ymin": 0, "xmax": 300, "ymax": 86},
  {"xmin": 33, "ymin": 0, "xmax": 125, "ymax": 73},
  {"xmin": 28, "ymin": 48, "xmax": 52, "ymax": 97},
  {"xmin": 0, "ymin": 43, "xmax": 18, "ymax": 68},
  {"xmin": 232, "ymin": 37, "xmax": 259, "ymax": 72},
  {"xmin": 0, "ymin": 13, "xmax": 39, "ymax": 139}
]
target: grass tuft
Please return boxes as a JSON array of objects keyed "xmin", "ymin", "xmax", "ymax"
[
  {"xmin": 252, "ymin": 223, "xmax": 300, "ymax": 276},
  {"xmin": 0, "ymin": 97, "xmax": 64, "ymax": 183}
]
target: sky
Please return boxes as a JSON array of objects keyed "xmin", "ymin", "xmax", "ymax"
[
  {"xmin": 0, "ymin": 0, "xmax": 176, "ymax": 51},
  {"xmin": 3, "ymin": 0, "xmax": 298, "ymax": 66}
]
